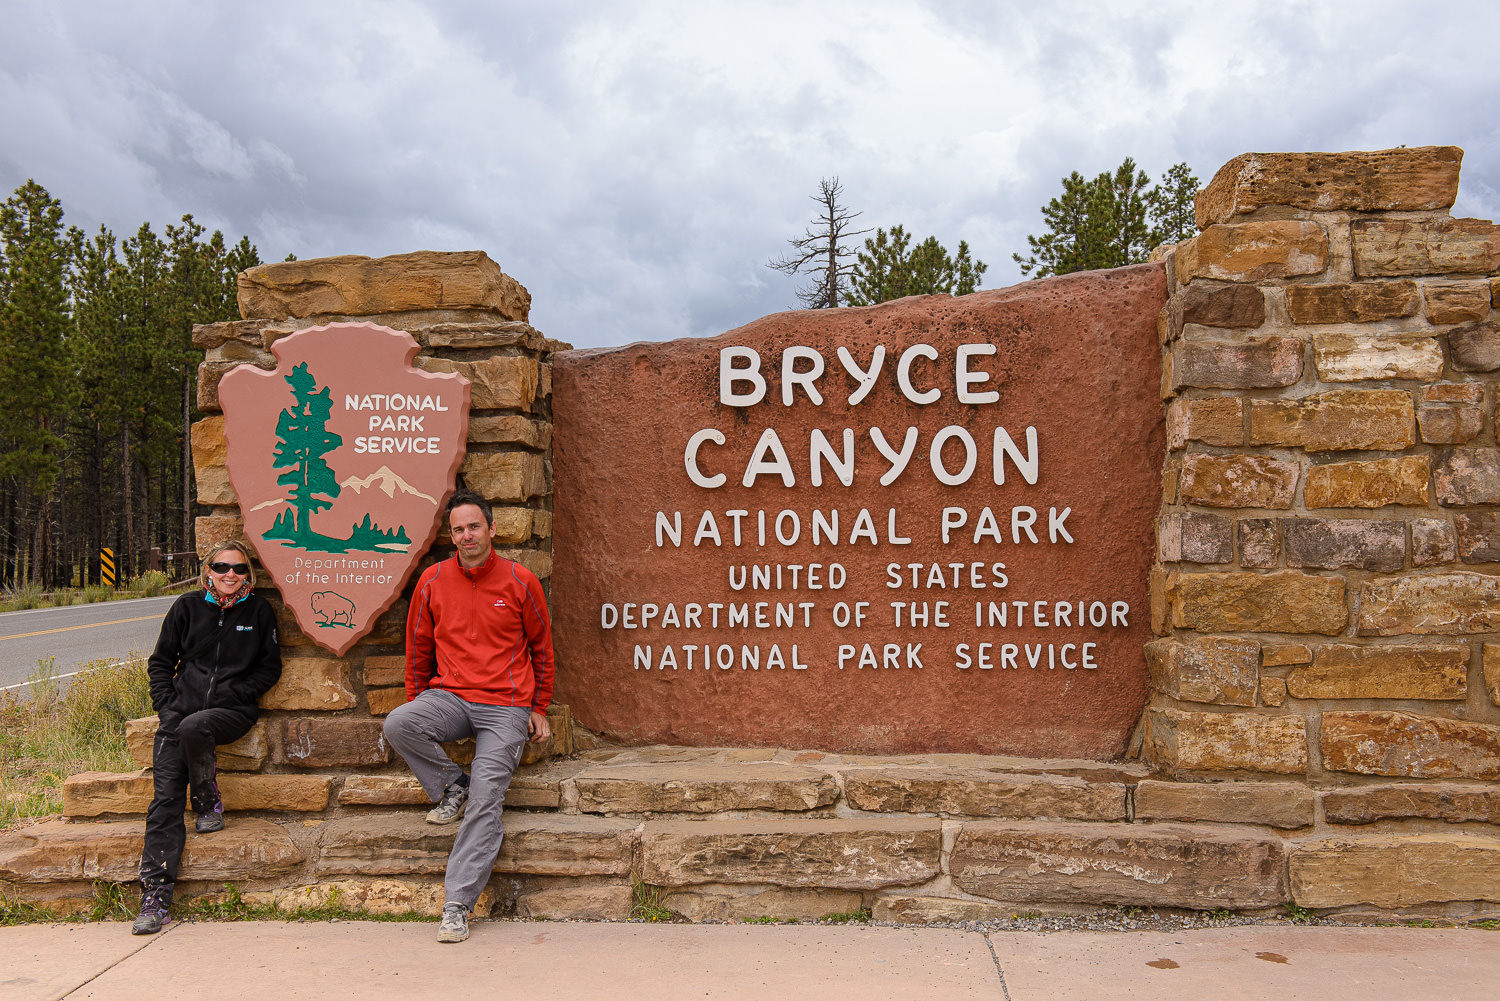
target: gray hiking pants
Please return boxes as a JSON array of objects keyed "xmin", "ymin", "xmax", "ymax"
[{"xmin": 382, "ymin": 688, "xmax": 531, "ymax": 909}]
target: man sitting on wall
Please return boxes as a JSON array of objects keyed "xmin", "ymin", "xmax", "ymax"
[{"xmin": 383, "ymin": 487, "xmax": 554, "ymax": 943}]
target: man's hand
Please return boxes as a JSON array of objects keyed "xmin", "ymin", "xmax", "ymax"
[{"xmin": 528, "ymin": 710, "xmax": 551, "ymax": 742}]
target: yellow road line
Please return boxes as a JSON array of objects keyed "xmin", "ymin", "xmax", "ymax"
[{"xmin": 0, "ymin": 614, "xmax": 164, "ymax": 641}]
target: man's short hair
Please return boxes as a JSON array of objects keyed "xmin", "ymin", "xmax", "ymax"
[{"xmin": 446, "ymin": 488, "xmax": 493, "ymax": 527}]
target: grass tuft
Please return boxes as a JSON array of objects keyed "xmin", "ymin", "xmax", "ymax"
[
  {"xmin": 0, "ymin": 584, "xmax": 44, "ymax": 612},
  {"xmin": 629, "ymin": 875, "xmax": 676, "ymax": 922},
  {"xmin": 84, "ymin": 881, "xmax": 137, "ymax": 923},
  {"xmin": 0, "ymin": 656, "xmax": 152, "ymax": 830},
  {"xmin": 820, "ymin": 908, "xmax": 872, "ymax": 924},
  {"xmin": 131, "ymin": 571, "xmax": 171, "ymax": 597},
  {"xmin": 1284, "ymin": 903, "xmax": 1319, "ymax": 925},
  {"xmin": 0, "ymin": 895, "xmax": 60, "ymax": 925}
]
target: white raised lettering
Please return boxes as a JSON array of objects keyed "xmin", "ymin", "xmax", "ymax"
[
  {"xmin": 781, "ymin": 346, "xmax": 825, "ymax": 406},
  {"xmin": 956, "ymin": 344, "xmax": 999, "ymax": 404},
  {"xmin": 837, "ymin": 345, "xmax": 886, "ymax": 406},
  {"xmin": 685, "ymin": 429, "xmax": 727, "ymax": 488},
  {"xmin": 719, "ymin": 347, "xmax": 766, "ymax": 406}
]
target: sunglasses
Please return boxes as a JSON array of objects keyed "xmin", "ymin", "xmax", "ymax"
[{"xmin": 208, "ymin": 561, "xmax": 251, "ymax": 575}]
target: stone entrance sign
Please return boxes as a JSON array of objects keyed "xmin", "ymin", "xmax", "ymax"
[
  {"xmin": 553, "ymin": 266, "xmax": 1166, "ymax": 756},
  {"xmin": 220, "ymin": 322, "xmax": 471, "ymax": 655}
]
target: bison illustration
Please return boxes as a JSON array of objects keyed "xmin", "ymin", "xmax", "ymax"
[{"xmin": 311, "ymin": 590, "xmax": 356, "ymax": 628}]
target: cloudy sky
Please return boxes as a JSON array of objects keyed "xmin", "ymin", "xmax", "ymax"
[{"xmin": 3, "ymin": 1, "xmax": 1498, "ymax": 348}]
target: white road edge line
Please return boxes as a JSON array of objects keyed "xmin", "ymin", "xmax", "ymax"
[
  {"xmin": 0, "ymin": 594, "xmax": 179, "ymax": 619},
  {"xmin": 2, "ymin": 657, "xmax": 132, "ymax": 691}
]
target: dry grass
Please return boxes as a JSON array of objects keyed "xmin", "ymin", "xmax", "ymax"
[
  {"xmin": 0, "ymin": 577, "xmax": 183, "ymax": 612},
  {"xmin": 0, "ymin": 656, "xmax": 152, "ymax": 830}
]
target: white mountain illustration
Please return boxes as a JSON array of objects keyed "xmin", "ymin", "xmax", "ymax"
[{"xmin": 340, "ymin": 465, "xmax": 437, "ymax": 503}]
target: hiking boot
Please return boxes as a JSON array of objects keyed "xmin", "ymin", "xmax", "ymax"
[
  {"xmin": 190, "ymin": 758, "xmax": 223, "ymax": 833},
  {"xmin": 426, "ymin": 780, "xmax": 468, "ymax": 825},
  {"xmin": 132, "ymin": 890, "xmax": 172, "ymax": 935},
  {"xmin": 437, "ymin": 902, "xmax": 469, "ymax": 943},
  {"xmin": 195, "ymin": 804, "xmax": 224, "ymax": 834}
]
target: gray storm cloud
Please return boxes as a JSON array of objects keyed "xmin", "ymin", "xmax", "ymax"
[{"xmin": 2, "ymin": 0, "xmax": 1497, "ymax": 347}]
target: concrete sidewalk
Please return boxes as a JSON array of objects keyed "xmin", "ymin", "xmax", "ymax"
[{"xmin": 1, "ymin": 920, "xmax": 1493, "ymax": 1001}]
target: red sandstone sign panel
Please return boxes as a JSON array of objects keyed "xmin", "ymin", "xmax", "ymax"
[
  {"xmin": 219, "ymin": 322, "xmax": 471, "ymax": 655},
  {"xmin": 552, "ymin": 266, "xmax": 1167, "ymax": 757}
]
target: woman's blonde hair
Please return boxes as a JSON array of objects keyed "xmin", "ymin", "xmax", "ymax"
[{"xmin": 200, "ymin": 539, "xmax": 255, "ymax": 590}]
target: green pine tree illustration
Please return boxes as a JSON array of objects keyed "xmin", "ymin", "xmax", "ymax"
[{"xmin": 269, "ymin": 362, "xmax": 342, "ymax": 544}]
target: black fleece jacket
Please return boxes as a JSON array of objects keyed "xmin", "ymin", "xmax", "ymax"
[{"xmin": 147, "ymin": 590, "xmax": 283, "ymax": 719}]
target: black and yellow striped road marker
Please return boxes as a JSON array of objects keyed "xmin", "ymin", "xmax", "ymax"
[{"xmin": 100, "ymin": 547, "xmax": 116, "ymax": 587}]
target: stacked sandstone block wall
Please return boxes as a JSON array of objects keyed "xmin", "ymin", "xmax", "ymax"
[
  {"xmin": 193, "ymin": 251, "xmax": 569, "ymax": 767},
  {"xmin": 50, "ymin": 252, "xmax": 573, "ymax": 829},
  {"xmin": 11, "ymin": 164, "xmax": 1500, "ymax": 923},
  {"xmin": 1147, "ymin": 147, "xmax": 1500, "ymax": 913}
]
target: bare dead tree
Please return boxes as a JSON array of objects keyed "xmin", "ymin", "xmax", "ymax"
[{"xmin": 769, "ymin": 177, "xmax": 869, "ymax": 308}]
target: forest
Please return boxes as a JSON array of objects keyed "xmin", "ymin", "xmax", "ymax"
[{"xmin": 0, "ymin": 179, "xmax": 263, "ymax": 590}]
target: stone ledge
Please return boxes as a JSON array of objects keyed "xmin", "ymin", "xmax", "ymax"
[
  {"xmin": 951, "ymin": 819, "xmax": 1288, "ymax": 909},
  {"xmin": 236, "ymin": 251, "xmax": 530, "ymax": 321},
  {"xmin": 871, "ymin": 895, "xmax": 1014, "ymax": 924},
  {"xmin": 662, "ymin": 884, "xmax": 865, "ymax": 922},
  {"xmin": 340, "ymin": 756, "xmax": 585, "ymax": 809},
  {"xmin": 1195, "ymin": 147, "xmax": 1462, "ymax": 226},
  {"xmin": 0, "ymin": 818, "xmax": 303, "ymax": 884},
  {"xmin": 62, "ymin": 770, "xmax": 335, "ymax": 817},
  {"xmin": 840, "ymin": 766, "xmax": 1127, "ymax": 820},
  {"xmin": 1321, "ymin": 782, "xmax": 1500, "ymax": 825},
  {"xmin": 1289, "ymin": 833, "xmax": 1500, "ymax": 908},
  {"xmin": 640, "ymin": 817, "xmax": 942, "ymax": 889},
  {"xmin": 315, "ymin": 811, "xmax": 634, "ymax": 877},
  {"xmin": 513, "ymin": 882, "xmax": 632, "ymax": 920},
  {"xmin": 1134, "ymin": 779, "xmax": 1314, "ymax": 829},
  {"xmin": 573, "ymin": 762, "xmax": 838, "ymax": 814}
]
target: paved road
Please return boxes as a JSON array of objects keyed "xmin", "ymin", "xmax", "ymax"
[
  {"xmin": 1, "ymin": 921, "xmax": 1494, "ymax": 1001},
  {"xmin": 0, "ymin": 595, "xmax": 180, "ymax": 691}
]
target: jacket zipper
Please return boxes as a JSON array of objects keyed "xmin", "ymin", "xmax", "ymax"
[
  {"xmin": 204, "ymin": 605, "xmax": 225, "ymax": 706},
  {"xmin": 469, "ymin": 572, "xmax": 478, "ymax": 641}
]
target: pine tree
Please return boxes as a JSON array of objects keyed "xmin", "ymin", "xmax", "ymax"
[
  {"xmin": 1014, "ymin": 159, "xmax": 1199, "ymax": 278},
  {"xmin": 66, "ymin": 224, "xmax": 125, "ymax": 584},
  {"xmin": 0, "ymin": 181, "xmax": 72, "ymax": 585},
  {"xmin": 1147, "ymin": 162, "xmax": 1201, "ymax": 249},
  {"xmin": 847, "ymin": 225, "xmax": 988, "ymax": 305},
  {"xmin": 270, "ymin": 362, "xmax": 342, "ymax": 543},
  {"xmin": 0, "ymin": 178, "xmax": 267, "ymax": 587}
]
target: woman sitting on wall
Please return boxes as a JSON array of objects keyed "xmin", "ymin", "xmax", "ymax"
[{"xmin": 133, "ymin": 539, "xmax": 283, "ymax": 935}]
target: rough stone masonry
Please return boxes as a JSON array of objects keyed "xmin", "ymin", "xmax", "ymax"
[
  {"xmin": 1151, "ymin": 145, "xmax": 1500, "ymax": 913},
  {"xmin": 3, "ymin": 151, "xmax": 1500, "ymax": 924}
]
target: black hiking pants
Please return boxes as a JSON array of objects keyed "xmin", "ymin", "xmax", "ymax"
[{"xmin": 139, "ymin": 707, "xmax": 256, "ymax": 898}]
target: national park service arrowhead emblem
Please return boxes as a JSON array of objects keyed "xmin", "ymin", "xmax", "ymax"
[{"xmin": 219, "ymin": 322, "xmax": 471, "ymax": 655}]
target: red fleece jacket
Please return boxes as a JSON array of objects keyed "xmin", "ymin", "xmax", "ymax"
[{"xmin": 404, "ymin": 552, "xmax": 555, "ymax": 711}]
